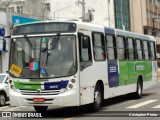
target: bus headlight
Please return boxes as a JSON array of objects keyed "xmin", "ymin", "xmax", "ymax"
[
  {"xmin": 68, "ymin": 84, "xmax": 73, "ymax": 89},
  {"xmin": 9, "ymin": 80, "xmax": 12, "ymax": 84},
  {"xmin": 10, "ymin": 85, "xmax": 14, "ymax": 89},
  {"xmin": 71, "ymin": 79, "xmax": 76, "ymax": 83}
]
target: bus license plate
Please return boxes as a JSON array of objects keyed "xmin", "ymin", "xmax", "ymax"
[{"xmin": 33, "ymin": 98, "xmax": 45, "ymax": 102}]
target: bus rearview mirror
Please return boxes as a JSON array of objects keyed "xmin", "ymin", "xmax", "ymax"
[{"xmin": 83, "ymin": 36, "xmax": 89, "ymax": 49}]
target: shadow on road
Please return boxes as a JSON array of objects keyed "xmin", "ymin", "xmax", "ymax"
[
  {"xmin": 40, "ymin": 93, "xmax": 154, "ymax": 118},
  {"xmin": 41, "ymin": 106, "xmax": 93, "ymax": 118}
]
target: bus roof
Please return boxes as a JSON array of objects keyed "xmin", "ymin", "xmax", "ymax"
[
  {"xmin": 13, "ymin": 20, "xmax": 155, "ymax": 42},
  {"xmin": 104, "ymin": 27, "xmax": 151, "ymax": 40}
]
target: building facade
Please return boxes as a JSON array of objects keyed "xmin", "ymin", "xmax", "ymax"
[
  {"xmin": 0, "ymin": 11, "xmax": 8, "ymax": 73},
  {"xmin": 1, "ymin": 0, "xmax": 49, "ymax": 20},
  {"xmin": 48, "ymin": 0, "xmax": 115, "ymax": 27},
  {"xmin": 130, "ymin": 0, "xmax": 160, "ymax": 36}
]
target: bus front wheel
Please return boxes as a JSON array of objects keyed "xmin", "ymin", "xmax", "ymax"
[
  {"xmin": 89, "ymin": 85, "xmax": 102, "ymax": 112},
  {"xmin": 34, "ymin": 106, "xmax": 48, "ymax": 113}
]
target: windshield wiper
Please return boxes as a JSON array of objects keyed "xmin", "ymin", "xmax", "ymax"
[
  {"xmin": 45, "ymin": 33, "xmax": 61, "ymax": 65},
  {"xmin": 51, "ymin": 33, "xmax": 61, "ymax": 50},
  {"xmin": 24, "ymin": 35, "xmax": 33, "ymax": 48}
]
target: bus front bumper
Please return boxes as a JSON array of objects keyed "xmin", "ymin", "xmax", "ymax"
[{"xmin": 9, "ymin": 89, "xmax": 79, "ymax": 108}]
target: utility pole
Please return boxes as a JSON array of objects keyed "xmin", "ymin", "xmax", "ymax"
[
  {"xmin": 108, "ymin": 0, "xmax": 110, "ymax": 27},
  {"xmin": 78, "ymin": 0, "xmax": 85, "ymax": 21}
]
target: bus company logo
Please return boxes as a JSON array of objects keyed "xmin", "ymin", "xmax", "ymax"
[
  {"xmin": 2, "ymin": 112, "xmax": 11, "ymax": 117},
  {"xmin": 50, "ymin": 85, "xmax": 59, "ymax": 89},
  {"xmin": 29, "ymin": 62, "xmax": 38, "ymax": 72},
  {"xmin": 37, "ymin": 89, "xmax": 41, "ymax": 94},
  {"xmin": 109, "ymin": 66, "xmax": 117, "ymax": 73},
  {"xmin": 136, "ymin": 65, "xmax": 144, "ymax": 71}
]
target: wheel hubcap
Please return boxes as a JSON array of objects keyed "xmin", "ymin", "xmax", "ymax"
[
  {"xmin": 0, "ymin": 95, "xmax": 5, "ymax": 106},
  {"xmin": 138, "ymin": 84, "xmax": 142, "ymax": 95},
  {"xmin": 95, "ymin": 91, "xmax": 101, "ymax": 106}
]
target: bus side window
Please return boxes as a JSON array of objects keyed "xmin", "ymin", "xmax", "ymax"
[
  {"xmin": 136, "ymin": 39, "xmax": 143, "ymax": 60},
  {"xmin": 143, "ymin": 41, "xmax": 149, "ymax": 60},
  {"xmin": 150, "ymin": 42, "xmax": 156, "ymax": 60},
  {"xmin": 105, "ymin": 34, "xmax": 115, "ymax": 60},
  {"xmin": 92, "ymin": 32, "xmax": 105, "ymax": 61},
  {"xmin": 78, "ymin": 33, "xmax": 92, "ymax": 70},
  {"xmin": 116, "ymin": 36, "xmax": 126, "ymax": 60},
  {"xmin": 127, "ymin": 38, "xmax": 134, "ymax": 60}
]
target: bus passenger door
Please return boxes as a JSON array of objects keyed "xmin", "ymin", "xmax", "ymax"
[{"xmin": 78, "ymin": 32, "xmax": 94, "ymax": 105}]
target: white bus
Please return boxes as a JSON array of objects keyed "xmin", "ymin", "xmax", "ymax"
[{"xmin": 7, "ymin": 20, "xmax": 157, "ymax": 112}]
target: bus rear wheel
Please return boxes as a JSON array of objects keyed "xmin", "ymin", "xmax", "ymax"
[
  {"xmin": 34, "ymin": 106, "xmax": 48, "ymax": 113},
  {"xmin": 89, "ymin": 85, "xmax": 102, "ymax": 112},
  {"xmin": 134, "ymin": 81, "xmax": 142, "ymax": 99}
]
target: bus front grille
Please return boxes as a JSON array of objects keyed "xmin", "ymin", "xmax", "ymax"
[{"xmin": 20, "ymin": 89, "xmax": 61, "ymax": 95}]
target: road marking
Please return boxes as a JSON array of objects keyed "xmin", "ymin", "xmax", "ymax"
[
  {"xmin": 64, "ymin": 118, "xmax": 73, "ymax": 120},
  {"xmin": 0, "ymin": 106, "xmax": 9, "ymax": 110},
  {"xmin": 4, "ymin": 106, "xmax": 22, "ymax": 111},
  {"xmin": 102, "ymin": 100, "xmax": 137, "ymax": 110},
  {"xmin": 127, "ymin": 100, "xmax": 158, "ymax": 109},
  {"xmin": 153, "ymin": 104, "xmax": 160, "ymax": 108}
]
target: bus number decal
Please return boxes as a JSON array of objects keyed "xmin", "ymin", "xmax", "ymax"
[{"xmin": 108, "ymin": 60, "xmax": 119, "ymax": 88}]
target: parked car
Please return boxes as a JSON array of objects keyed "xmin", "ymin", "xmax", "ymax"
[{"xmin": 0, "ymin": 73, "xmax": 9, "ymax": 106}]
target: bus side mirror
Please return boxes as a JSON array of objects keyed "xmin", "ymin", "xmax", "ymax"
[
  {"xmin": 2, "ymin": 38, "xmax": 8, "ymax": 52},
  {"xmin": 83, "ymin": 36, "xmax": 89, "ymax": 49}
]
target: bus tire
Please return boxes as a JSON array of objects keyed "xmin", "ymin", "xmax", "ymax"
[
  {"xmin": 134, "ymin": 81, "xmax": 142, "ymax": 99},
  {"xmin": 34, "ymin": 106, "xmax": 48, "ymax": 113},
  {"xmin": 89, "ymin": 85, "xmax": 102, "ymax": 112},
  {"xmin": 0, "ymin": 93, "xmax": 6, "ymax": 107}
]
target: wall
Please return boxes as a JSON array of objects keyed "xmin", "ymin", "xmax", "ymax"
[
  {"xmin": 0, "ymin": 11, "xmax": 9, "ymax": 73},
  {"xmin": 130, "ymin": 0, "xmax": 145, "ymax": 34}
]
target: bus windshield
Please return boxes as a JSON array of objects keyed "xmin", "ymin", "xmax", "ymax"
[{"xmin": 9, "ymin": 35, "xmax": 77, "ymax": 78}]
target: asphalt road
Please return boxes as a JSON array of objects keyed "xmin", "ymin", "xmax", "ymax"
[{"xmin": 1, "ymin": 82, "xmax": 160, "ymax": 120}]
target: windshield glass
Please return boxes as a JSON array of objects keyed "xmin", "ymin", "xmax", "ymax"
[
  {"xmin": 0, "ymin": 75, "xmax": 6, "ymax": 83},
  {"xmin": 9, "ymin": 35, "xmax": 77, "ymax": 78}
]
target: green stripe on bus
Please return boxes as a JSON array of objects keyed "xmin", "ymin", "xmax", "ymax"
[
  {"xmin": 13, "ymin": 81, "xmax": 41, "ymax": 90},
  {"xmin": 119, "ymin": 61, "xmax": 152, "ymax": 86}
]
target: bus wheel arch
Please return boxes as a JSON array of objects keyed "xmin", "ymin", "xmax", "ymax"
[
  {"xmin": 34, "ymin": 106, "xmax": 48, "ymax": 113},
  {"xmin": 96, "ymin": 80, "xmax": 104, "ymax": 100},
  {"xmin": 0, "ymin": 91, "xmax": 7, "ymax": 106},
  {"xmin": 89, "ymin": 80, "xmax": 104, "ymax": 112}
]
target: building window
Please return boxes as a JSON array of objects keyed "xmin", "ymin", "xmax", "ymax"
[
  {"xmin": 114, "ymin": 0, "xmax": 130, "ymax": 31},
  {"xmin": 10, "ymin": 7, "xmax": 14, "ymax": 12},
  {"xmin": 144, "ymin": 29, "xmax": 148, "ymax": 34},
  {"xmin": 17, "ymin": 6, "xmax": 23, "ymax": 13},
  {"xmin": 45, "ymin": 3, "xmax": 50, "ymax": 11}
]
